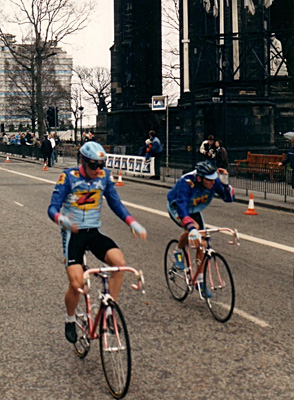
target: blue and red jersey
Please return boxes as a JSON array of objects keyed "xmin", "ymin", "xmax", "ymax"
[
  {"xmin": 48, "ymin": 166, "xmax": 134, "ymax": 229},
  {"xmin": 167, "ymin": 170, "xmax": 235, "ymax": 231}
]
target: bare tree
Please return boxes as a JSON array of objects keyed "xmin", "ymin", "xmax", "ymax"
[
  {"xmin": 74, "ymin": 66, "xmax": 111, "ymax": 119},
  {"xmin": 162, "ymin": 0, "xmax": 180, "ymax": 102},
  {"xmin": 0, "ymin": 0, "xmax": 95, "ymax": 138}
]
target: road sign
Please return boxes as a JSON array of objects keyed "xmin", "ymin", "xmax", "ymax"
[{"xmin": 152, "ymin": 95, "xmax": 167, "ymax": 111}]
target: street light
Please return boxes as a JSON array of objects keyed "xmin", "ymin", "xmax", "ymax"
[{"xmin": 79, "ymin": 105, "xmax": 84, "ymax": 141}]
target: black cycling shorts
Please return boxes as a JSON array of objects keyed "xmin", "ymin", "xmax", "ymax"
[
  {"xmin": 167, "ymin": 204, "xmax": 204, "ymax": 230},
  {"xmin": 62, "ymin": 228, "xmax": 119, "ymax": 267}
]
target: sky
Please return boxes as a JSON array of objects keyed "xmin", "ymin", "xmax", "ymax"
[{"xmin": 62, "ymin": 0, "xmax": 114, "ymax": 69}]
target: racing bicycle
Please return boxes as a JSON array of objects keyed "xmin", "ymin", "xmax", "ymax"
[
  {"xmin": 74, "ymin": 257, "xmax": 145, "ymax": 399},
  {"xmin": 164, "ymin": 227, "xmax": 239, "ymax": 323}
]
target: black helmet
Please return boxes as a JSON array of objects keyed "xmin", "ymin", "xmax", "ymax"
[{"xmin": 195, "ymin": 161, "xmax": 218, "ymax": 180}]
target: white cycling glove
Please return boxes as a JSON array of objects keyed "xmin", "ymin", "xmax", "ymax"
[
  {"xmin": 188, "ymin": 229, "xmax": 202, "ymax": 248},
  {"xmin": 130, "ymin": 221, "xmax": 147, "ymax": 237},
  {"xmin": 57, "ymin": 215, "xmax": 72, "ymax": 231}
]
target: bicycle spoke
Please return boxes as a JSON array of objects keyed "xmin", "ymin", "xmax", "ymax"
[
  {"xmin": 204, "ymin": 253, "xmax": 235, "ymax": 323},
  {"xmin": 100, "ymin": 301, "xmax": 131, "ymax": 399}
]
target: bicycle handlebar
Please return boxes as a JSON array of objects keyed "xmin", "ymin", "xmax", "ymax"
[
  {"xmin": 198, "ymin": 227, "xmax": 240, "ymax": 246},
  {"xmin": 79, "ymin": 266, "xmax": 145, "ymax": 294}
]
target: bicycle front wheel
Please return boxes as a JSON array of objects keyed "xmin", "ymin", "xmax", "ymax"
[
  {"xmin": 204, "ymin": 253, "xmax": 235, "ymax": 323},
  {"xmin": 99, "ymin": 300, "xmax": 131, "ymax": 399},
  {"xmin": 164, "ymin": 239, "xmax": 189, "ymax": 301}
]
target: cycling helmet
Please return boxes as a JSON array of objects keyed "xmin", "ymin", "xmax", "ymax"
[
  {"xmin": 195, "ymin": 161, "xmax": 218, "ymax": 180},
  {"xmin": 80, "ymin": 141, "xmax": 106, "ymax": 169}
]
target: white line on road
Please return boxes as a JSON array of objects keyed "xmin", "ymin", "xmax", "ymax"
[
  {"xmin": 14, "ymin": 201, "xmax": 24, "ymax": 207},
  {"xmin": 0, "ymin": 166, "xmax": 55, "ymax": 184}
]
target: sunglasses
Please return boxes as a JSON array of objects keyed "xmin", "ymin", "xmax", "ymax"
[{"xmin": 86, "ymin": 160, "xmax": 105, "ymax": 170}]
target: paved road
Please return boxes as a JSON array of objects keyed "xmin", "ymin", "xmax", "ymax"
[{"xmin": 1, "ymin": 158, "xmax": 294, "ymax": 399}]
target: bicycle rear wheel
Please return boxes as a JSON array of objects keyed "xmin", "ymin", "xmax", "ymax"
[
  {"xmin": 204, "ymin": 253, "xmax": 235, "ymax": 323},
  {"xmin": 100, "ymin": 300, "xmax": 131, "ymax": 399},
  {"xmin": 74, "ymin": 295, "xmax": 91, "ymax": 358},
  {"xmin": 164, "ymin": 239, "xmax": 189, "ymax": 301}
]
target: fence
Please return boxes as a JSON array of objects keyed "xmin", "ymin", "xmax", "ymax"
[{"xmin": 1, "ymin": 143, "xmax": 294, "ymax": 202}]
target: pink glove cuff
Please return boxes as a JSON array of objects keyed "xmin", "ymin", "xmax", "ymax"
[{"xmin": 125, "ymin": 216, "xmax": 136, "ymax": 226}]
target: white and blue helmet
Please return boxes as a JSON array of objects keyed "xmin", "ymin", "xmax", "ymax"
[
  {"xmin": 195, "ymin": 161, "xmax": 218, "ymax": 180},
  {"xmin": 80, "ymin": 142, "xmax": 106, "ymax": 170}
]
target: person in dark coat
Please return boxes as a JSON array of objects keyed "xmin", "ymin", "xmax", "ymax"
[
  {"xmin": 279, "ymin": 137, "xmax": 294, "ymax": 188},
  {"xmin": 41, "ymin": 134, "xmax": 52, "ymax": 167},
  {"xmin": 215, "ymin": 139, "xmax": 229, "ymax": 169}
]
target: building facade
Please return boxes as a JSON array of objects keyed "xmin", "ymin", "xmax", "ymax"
[{"xmin": 0, "ymin": 34, "xmax": 72, "ymax": 133}]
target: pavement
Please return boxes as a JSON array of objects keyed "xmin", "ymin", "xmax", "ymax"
[{"xmin": 2, "ymin": 152, "xmax": 294, "ymax": 213}]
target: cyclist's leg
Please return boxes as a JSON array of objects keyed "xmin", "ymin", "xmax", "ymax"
[
  {"xmin": 65, "ymin": 264, "xmax": 84, "ymax": 316},
  {"xmin": 88, "ymin": 229, "xmax": 123, "ymax": 302},
  {"xmin": 63, "ymin": 229, "xmax": 87, "ymax": 343},
  {"xmin": 105, "ymin": 248, "xmax": 126, "ymax": 302}
]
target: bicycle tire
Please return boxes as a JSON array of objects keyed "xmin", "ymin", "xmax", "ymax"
[
  {"xmin": 204, "ymin": 252, "xmax": 235, "ymax": 323},
  {"xmin": 100, "ymin": 300, "xmax": 131, "ymax": 399},
  {"xmin": 74, "ymin": 295, "xmax": 91, "ymax": 358},
  {"xmin": 164, "ymin": 239, "xmax": 189, "ymax": 301}
]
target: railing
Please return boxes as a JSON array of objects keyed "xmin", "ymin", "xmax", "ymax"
[{"xmin": 1, "ymin": 143, "xmax": 294, "ymax": 202}]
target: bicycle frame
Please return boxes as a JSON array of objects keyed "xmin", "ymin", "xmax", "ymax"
[
  {"xmin": 184, "ymin": 228, "xmax": 239, "ymax": 295},
  {"xmin": 77, "ymin": 266, "xmax": 145, "ymax": 340}
]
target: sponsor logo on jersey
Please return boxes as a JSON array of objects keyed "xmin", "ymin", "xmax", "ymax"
[
  {"xmin": 57, "ymin": 173, "xmax": 66, "ymax": 185},
  {"xmin": 185, "ymin": 179, "xmax": 194, "ymax": 188},
  {"xmin": 70, "ymin": 170, "xmax": 80, "ymax": 178},
  {"xmin": 192, "ymin": 194, "xmax": 209, "ymax": 205},
  {"xmin": 72, "ymin": 190, "xmax": 102, "ymax": 211}
]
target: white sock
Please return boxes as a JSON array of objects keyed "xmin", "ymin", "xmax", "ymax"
[
  {"xmin": 174, "ymin": 246, "xmax": 181, "ymax": 253},
  {"xmin": 65, "ymin": 314, "xmax": 76, "ymax": 323},
  {"xmin": 196, "ymin": 273, "xmax": 203, "ymax": 283}
]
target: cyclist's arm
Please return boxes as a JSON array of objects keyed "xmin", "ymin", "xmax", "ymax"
[
  {"xmin": 214, "ymin": 178, "xmax": 235, "ymax": 202},
  {"xmin": 48, "ymin": 171, "xmax": 71, "ymax": 223},
  {"xmin": 103, "ymin": 172, "xmax": 146, "ymax": 238},
  {"xmin": 175, "ymin": 179, "xmax": 196, "ymax": 232}
]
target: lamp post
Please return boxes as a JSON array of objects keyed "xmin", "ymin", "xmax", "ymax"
[{"xmin": 79, "ymin": 105, "xmax": 84, "ymax": 141}]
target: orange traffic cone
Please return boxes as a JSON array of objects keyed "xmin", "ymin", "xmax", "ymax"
[
  {"xmin": 244, "ymin": 193, "xmax": 258, "ymax": 215},
  {"xmin": 42, "ymin": 161, "xmax": 48, "ymax": 171},
  {"xmin": 5, "ymin": 153, "xmax": 10, "ymax": 163},
  {"xmin": 115, "ymin": 171, "xmax": 125, "ymax": 186}
]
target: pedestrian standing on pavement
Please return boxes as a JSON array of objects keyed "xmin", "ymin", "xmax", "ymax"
[
  {"xmin": 278, "ymin": 137, "xmax": 294, "ymax": 188},
  {"xmin": 199, "ymin": 135, "xmax": 216, "ymax": 166},
  {"xmin": 147, "ymin": 130, "xmax": 162, "ymax": 180},
  {"xmin": 49, "ymin": 133, "xmax": 56, "ymax": 166},
  {"xmin": 41, "ymin": 134, "xmax": 52, "ymax": 167},
  {"xmin": 215, "ymin": 139, "xmax": 229, "ymax": 169}
]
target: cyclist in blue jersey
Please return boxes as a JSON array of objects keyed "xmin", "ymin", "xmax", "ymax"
[
  {"xmin": 48, "ymin": 141, "xmax": 147, "ymax": 343},
  {"xmin": 167, "ymin": 161, "xmax": 234, "ymax": 297}
]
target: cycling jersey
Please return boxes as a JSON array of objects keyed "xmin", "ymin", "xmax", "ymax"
[
  {"xmin": 167, "ymin": 170, "xmax": 234, "ymax": 231},
  {"xmin": 48, "ymin": 165, "xmax": 133, "ymax": 229}
]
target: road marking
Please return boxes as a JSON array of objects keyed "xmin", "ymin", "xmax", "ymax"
[
  {"xmin": 0, "ymin": 167, "xmax": 55, "ymax": 184},
  {"xmin": 14, "ymin": 201, "xmax": 23, "ymax": 207}
]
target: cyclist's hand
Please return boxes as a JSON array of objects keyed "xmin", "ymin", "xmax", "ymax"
[
  {"xmin": 130, "ymin": 221, "xmax": 147, "ymax": 240},
  {"xmin": 57, "ymin": 214, "xmax": 73, "ymax": 231},
  {"xmin": 188, "ymin": 229, "xmax": 202, "ymax": 248}
]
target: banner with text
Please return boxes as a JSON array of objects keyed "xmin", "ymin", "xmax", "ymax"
[{"xmin": 106, "ymin": 154, "xmax": 155, "ymax": 176}]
